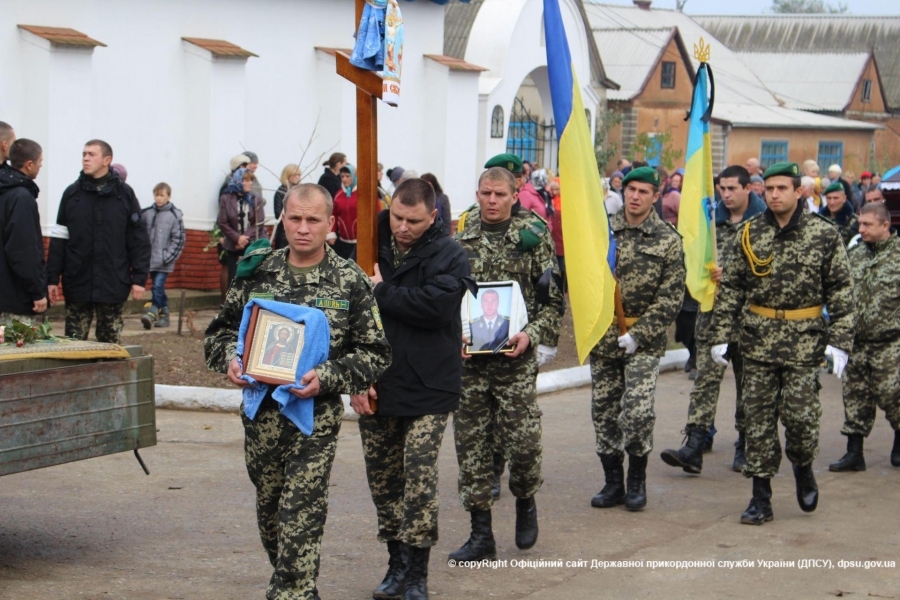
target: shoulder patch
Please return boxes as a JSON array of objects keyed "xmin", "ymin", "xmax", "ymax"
[{"xmin": 811, "ymin": 212, "xmax": 834, "ymax": 224}]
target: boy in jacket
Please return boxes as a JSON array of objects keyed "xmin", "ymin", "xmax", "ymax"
[{"xmin": 140, "ymin": 183, "xmax": 185, "ymax": 328}]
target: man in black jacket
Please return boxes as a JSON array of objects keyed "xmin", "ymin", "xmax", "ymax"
[
  {"xmin": 47, "ymin": 140, "xmax": 151, "ymax": 343},
  {"xmin": 0, "ymin": 138, "xmax": 47, "ymax": 326},
  {"xmin": 351, "ymin": 178, "xmax": 470, "ymax": 600}
]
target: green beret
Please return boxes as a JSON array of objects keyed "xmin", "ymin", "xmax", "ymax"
[
  {"xmin": 622, "ymin": 166, "xmax": 660, "ymax": 188},
  {"xmin": 823, "ymin": 182, "xmax": 844, "ymax": 195},
  {"xmin": 762, "ymin": 162, "xmax": 799, "ymax": 180},
  {"xmin": 484, "ymin": 153, "xmax": 524, "ymax": 174}
]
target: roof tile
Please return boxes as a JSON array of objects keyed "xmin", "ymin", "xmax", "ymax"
[
  {"xmin": 18, "ymin": 25, "xmax": 106, "ymax": 48},
  {"xmin": 182, "ymin": 37, "xmax": 257, "ymax": 58}
]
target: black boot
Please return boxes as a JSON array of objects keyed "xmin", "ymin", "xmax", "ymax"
[
  {"xmin": 373, "ymin": 540, "xmax": 407, "ymax": 600},
  {"xmin": 591, "ymin": 454, "xmax": 625, "ymax": 508},
  {"xmin": 792, "ymin": 462, "xmax": 819, "ymax": 513},
  {"xmin": 515, "ymin": 497, "xmax": 538, "ymax": 550},
  {"xmin": 312, "ymin": 587, "xmax": 321, "ymax": 600},
  {"xmin": 491, "ymin": 452, "xmax": 505, "ymax": 500},
  {"xmin": 140, "ymin": 304, "xmax": 158, "ymax": 330},
  {"xmin": 703, "ymin": 424, "xmax": 716, "ymax": 453},
  {"xmin": 448, "ymin": 510, "xmax": 496, "ymax": 562},
  {"xmin": 155, "ymin": 307, "xmax": 170, "ymax": 327},
  {"xmin": 624, "ymin": 454, "xmax": 648, "ymax": 511},
  {"xmin": 732, "ymin": 433, "xmax": 748, "ymax": 472},
  {"xmin": 829, "ymin": 434, "xmax": 866, "ymax": 472},
  {"xmin": 403, "ymin": 546, "xmax": 430, "ymax": 600},
  {"xmin": 892, "ymin": 430, "xmax": 900, "ymax": 468},
  {"xmin": 660, "ymin": 428, "xmax": 706, "ymax": 474},
  {"xmin": 740, "ymin": 477, "xmax": 773, "ymax": 525}
]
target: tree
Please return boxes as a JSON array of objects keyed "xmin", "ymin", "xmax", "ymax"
[
  {"xmin": 629, "ymin": 131, "xmax": 683, "ymax": 171},
  {"xmin": 770, "ymin": 0, "xmax": 848, "ymax": 13},
  {"xmin": 594, "ymin": 109, "xmax": 622, "ymax": 173}
]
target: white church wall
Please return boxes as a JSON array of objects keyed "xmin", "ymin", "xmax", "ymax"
[{"xmin": 0, "ymin": 0, "xmax": 447, "ymax": 232}]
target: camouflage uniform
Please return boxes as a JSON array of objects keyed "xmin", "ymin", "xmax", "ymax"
[
  {"xmin": 708, "ymin": 207, "xmax": 856, "ymax": 478},
  {"xmin": 841, "ymin": 234, "xmax": 900, "ymax": 437},
  {"xmin": 590, "ymin": 210, "xmax": 685, "ymax": 458},
  {"xmin": 359, "ymin": 413, "xmax": 448, "ymax": 546},
  {"xmin": 453, "ymin": 208, "xmax": 563, "ymax": 511},
  {"xmin": 65, "ymin": 301, "xmax": 125, "ymax": 344},
  {"xmin": 685, "ymin": 202, "xmax": 764, "ymax": 433},
  {"xmin": 205, "ymin": 246, "xmax": 391, "ymax": 600}
]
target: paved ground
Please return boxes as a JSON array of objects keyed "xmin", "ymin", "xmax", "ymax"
[{"xmin": 1, "ymin": 368, "xmax": 898, "ymax": 599}]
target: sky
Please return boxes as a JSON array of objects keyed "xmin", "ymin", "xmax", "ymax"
[{"xmin": 590, "ymin": 0, "xmax": 900, "ymax": 15}]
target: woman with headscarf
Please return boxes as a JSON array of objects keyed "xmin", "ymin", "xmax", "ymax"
[
  {"xmin": 331, "ymin": 163, "xmax": 359, "ymax": 259},
  {"xmin": 218, "ymin": 167, "xmax": 266, "ymax": 286}
]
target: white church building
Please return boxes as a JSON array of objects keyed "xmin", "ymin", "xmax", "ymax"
[{"xmin": 0, "ymin": 0, "xmax": 610, "ymax": 289}]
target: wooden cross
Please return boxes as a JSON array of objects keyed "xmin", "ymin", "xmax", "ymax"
[{"xmin": 335, "ymin": 0, "xmax": 384, "ymax": 275}]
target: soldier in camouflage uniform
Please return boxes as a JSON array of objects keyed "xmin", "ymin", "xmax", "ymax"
[
  {"xmin": 352, "ymin": 179, "xmax": 470, "ymax": 600},
  {"xmin": 449, "ymin": 166, "xmax": 564, "ymax": 562},
  {"xmin": 829, "ymin": 202, "xmax": 900, "ymax": 472},
  {"xmin": 205, "ymin": 184, "xmax": 391, "ymax": 600},
  {"xmin": 820, "ymin": 182, "xmax": 859, "ymax": 247},
  {"xmin": 589, "ymin": 167, "xmax": 684, "ymax": 512},
  {"xmin": 661, "ymin": 166, "xmax": 766, "ymax": 475},
  {"xmin": 708, "ymin": 162, "xmax": 856, "ymax": 526}
]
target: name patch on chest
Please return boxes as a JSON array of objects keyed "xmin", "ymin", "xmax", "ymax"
[
  {"xmin": 315, "ymin": 298, "xmax": 350, "ymax": 311},
  {"xmin": 248, "ymin": 293, "xmax": 275, "ymax": 301}
]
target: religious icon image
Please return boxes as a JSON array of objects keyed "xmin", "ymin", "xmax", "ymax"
[
  {"xmin": 464, "ymin": 284, "xmax": 514, "ymax": 354},
  {"xmin": 242, "ymin": 307, "xmax": 306, "ymax": 385}
]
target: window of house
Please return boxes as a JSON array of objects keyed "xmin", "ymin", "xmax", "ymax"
[
  {"xmin": 817, "ymin": 141, "xmax": 843, "ymax": 169},
  {"xmin": 862, "ymin": 79, "xmax": 872, "ymax": 103},
  {"xmin": 585, "ymin": 109, "xmax": 591, "ymax": 127},
  {"xmin": 491, "ymin": 105, "xmax": 504, "ymax": 138},
  {"xmin": 760, "ymin": 141, "xmax": 788, "ymax": 168},
  {"xmin": 661, "ymin": 62, "xmax": 676, "ymax": 89}
]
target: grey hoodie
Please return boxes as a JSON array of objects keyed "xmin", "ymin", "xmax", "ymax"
[{"xmin": 141, "ymin": 202, "xmax": 185, "ymax": 273}]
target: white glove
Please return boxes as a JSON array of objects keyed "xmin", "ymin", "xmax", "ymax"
[
  {"xmin": 711, "ymin": 344, "xmax": 729, "ymax": 366},
  {"xmin": 537, "ymin": 345, "xmax": 558, "ymax": 367},
  {"xmin": 617, "ymin": 333, "xmax": 638, "ymax": 355},
  {"xmin": 825, "ymin": 345, "xmax": 848, "ymax": 379}
]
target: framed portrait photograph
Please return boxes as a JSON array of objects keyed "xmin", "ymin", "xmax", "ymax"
[
  {"xmin": 241, "ymin": 306, "xmax": 306, "ymax": 385},
  {"xmin": 464, "ymin": 282, "xmax": 515, "ymax": 355}
]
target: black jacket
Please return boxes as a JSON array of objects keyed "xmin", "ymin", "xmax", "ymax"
[
  {"xmin": 373, "ymin": 210, "xmax": 472, "ymax": 416},
  {"xmin": 47, "ymin": 170, "xmax": 151, "ymax": 304},
  {"xmin": 0, "ymin": 164, "xmax": 46, "ymax": 314},
  {"xmin": 318, "ymin": 168, "xmax": 342, "ymax": 201},
  {"xmin": 273, "ymin": 184, "xmax": 288, "ymax": 250}
]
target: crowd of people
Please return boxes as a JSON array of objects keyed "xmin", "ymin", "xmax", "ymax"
[{"xmin": 3, "ymin": 116, "xmax": 899, "ymax": 600}]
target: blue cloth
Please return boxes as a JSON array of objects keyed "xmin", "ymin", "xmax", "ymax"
[
  {"xmin": 235, "ymin": 299, "xmax": 332, "ymax": 435},
  {"xmin": 351, "ymin": 1, "xmax": 387, "ymax": 71}
]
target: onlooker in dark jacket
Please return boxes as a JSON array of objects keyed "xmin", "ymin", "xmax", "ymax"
[
  {"xmin": 47, "ymin": 139, "xmax": 151, "ymax": 343},
  {"xmin": 420, "ymin": 172, "xmax": 452, "ymax": 236},
  {"xmin": 353, "ymin": 178, "xmax": 471, "ymax": 598},
  {"xmin": 318, "ymin": 152, "xmax": 346, "ymax": 200},
  {"xmin": 139, "ymin": 182, "xmax": 185, "ymax": 328},
  {"xmin": 273, "ymin": 163, "xmax": 301, "ymax": 250},
  {"xmin": 0, "ymin": 138, "xmax": 47, "ymax": 323},
  {"xmin": 218, "ymin": 168, "xmax": 266, "ymax": 286},
  {"xmin": 0, "ymin": 121, "xmax": 15, "ymax": 164}
]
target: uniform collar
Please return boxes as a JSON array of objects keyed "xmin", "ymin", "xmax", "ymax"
[
  {"xmin": 611, "ymin": 208, "xmax": 661, "ymax": 235},
  {"xmin": 867, "ymin": 232, "xmax": 897, "ymax": 253},
  {"xmin": 259, "ymin": 246, "xmax": 341, "ymax": 285},
  {"xmin": 764, "ymin": 200, "xmax": 804, "ymax": 234}
]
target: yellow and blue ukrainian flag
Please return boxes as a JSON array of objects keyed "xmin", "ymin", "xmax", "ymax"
[
  {"xmin": 543, "ymin": 0, "xmax": 616, "ymax": 364},
  {"xmin": 677, "ymin": 57, "xmax": 718, "ymax": 312}
]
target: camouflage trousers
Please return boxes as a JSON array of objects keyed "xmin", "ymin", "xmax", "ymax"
[
  {"xmin": 686, "ymin": 337, "xmax": 745, "ymax": 433},
  {"xmin": 241, "ymin": 396, "xmax": 344, "ymax": 600},
  {"xmin": 454, "ymin": 351, "xmax": 543, "ymax": 511},
  {"xmin": 359, "ymin": 412, "xmax": 449, "ymax": 548},
  {"xmin": 742, "ymin": 358, "xmax": 822, "ymax": 479},
  {"xmin": 65, "ymin": 301, "xmax": 125, "ymax": 344},
  {"xmin": 0, "ymin": 312, "xmax": 35, "ymax": 327},
  {"xmin": 841, "ymin": 339, "xmax": 900, "ymax": 437},
  {"xmin": 590, "ymin": 349, "xmax": 660, "ymax": 457}
]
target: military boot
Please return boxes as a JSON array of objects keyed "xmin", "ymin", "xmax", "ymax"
[
  {"xmin": 740, "ymin": 477, "xmax": 773, "ymax": 525},
  {"xmin": 792, "ymin": 462, "xmax": 818, "ymax": 513},
  {"xmin": 373, "ymin": 540, "xmax": 407, "ymax": 600},
  {"xmin": 404, "ymin": 545, "xmax": 430, "ymax": 600},
  {"xmin": 892, "ymin": 430, "xmax": 900, "ymax": 467},
  {"xmin": 155, "ymin": 307, "xmax": 170, "ymax": 328},
  {"xmin": 591, "ymin": 454, "xmax": 625, "ymax": 508},
  {"xmin": 732, "ymin": 433, "xmax": 748, "ymax": 472},
  {"xmin": 448, "ymin": 510, "xmax": 496, "ymax": 562},
  {"xmin": 312, "ymin": 587, "xmax": 321, "ymax": 600},
  {"xmin": 624, "ymin": 453, "xmax": 648, "ymax": 511},
  {"xmin": 514, "ymin": 497, "xmax": 538, "ymax": 550},
  {"xmin": 660, "ymin": 428, "xmax": 706, "ymax": 474},
  {"xmin": 491, "ymin": 452, "xmax": 505, "ymax": 500},
  {"xmin": 140, "ymin": 304, "xmax": 158, "ymax": 330},
  {"xmin": 828, "ymin": 434, "xmax": 866, "ymax": 472},
  {"xmin": 703, "ymin": 424, "xmax": 716, "ymax": 453}
]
